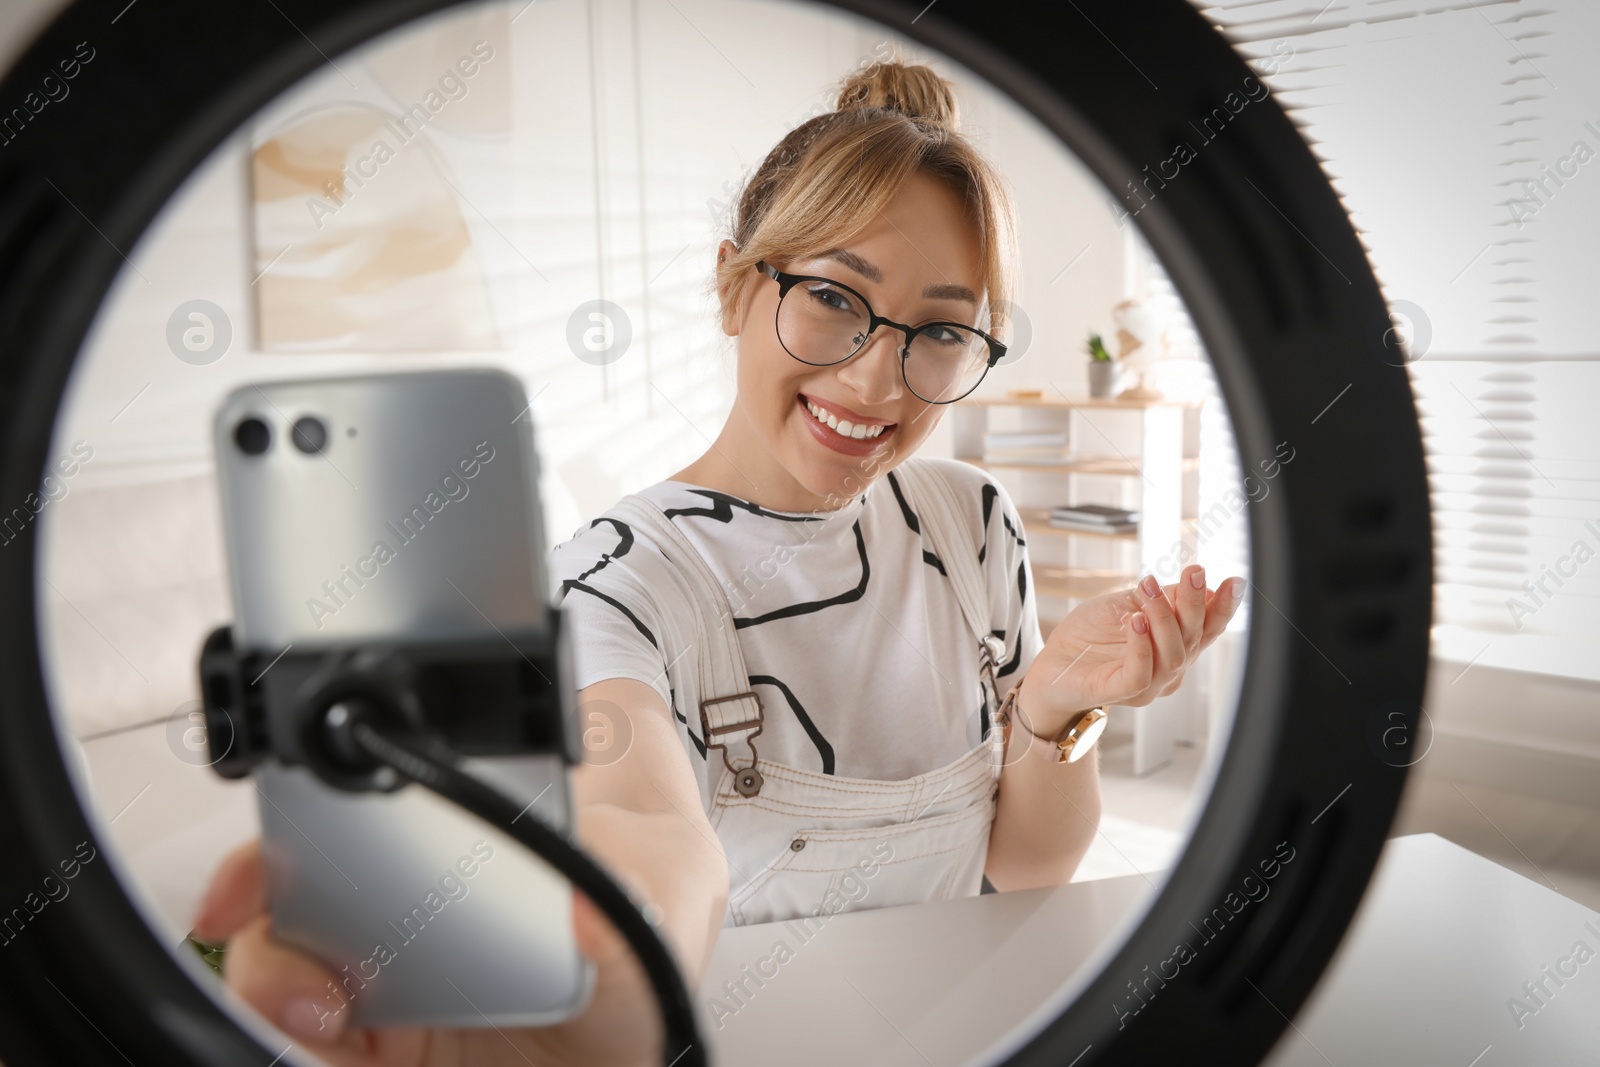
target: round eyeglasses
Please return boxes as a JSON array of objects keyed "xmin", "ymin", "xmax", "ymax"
[{"xmin": 757, "ymin": 260, "xmax": 1007, "ymax": 404}]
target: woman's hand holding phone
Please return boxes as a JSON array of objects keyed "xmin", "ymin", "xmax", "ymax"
[
  {"xmin": 191, "ymin": 836, "xmax": 664, "ymax": 1067},
  {"xmin": 191, "ymin": 679, "xmax": 726, "ymax": 1067},
  {"xmin": 1019, "ymin": 564, "xmax": 1246, "ymax": 736}
]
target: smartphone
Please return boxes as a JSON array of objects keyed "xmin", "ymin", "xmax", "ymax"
[{"xmin": 211, "ymin": 368, "xmax": 591, "ymax": 1028}]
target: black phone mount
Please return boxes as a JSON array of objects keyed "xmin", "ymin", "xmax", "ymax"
[
  {"xmin": 196, "ymin": 607, "xmax": 580, "ymax": 792},
  {"xmin": 194, "ymin": 608, "xmax": 709, "ymax": 1066}
]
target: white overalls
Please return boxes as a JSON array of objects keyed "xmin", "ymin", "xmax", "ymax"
[{"xmin": 607, "ymin": 458, "xmax": 1011, "ymax": 928}]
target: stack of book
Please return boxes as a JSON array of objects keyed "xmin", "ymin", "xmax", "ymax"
[
  {"xmin": 982, "ymin": 431, "xmax": 1068, "ymax": 464},
  {"xmin": 1048, "ymin": 504, "xmax": 1139, "ymax": 534}
]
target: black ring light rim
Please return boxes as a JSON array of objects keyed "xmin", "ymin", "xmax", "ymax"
[{"xmin": 0, "ymin": 1, "xmax": 1432, "ymax": 1065}]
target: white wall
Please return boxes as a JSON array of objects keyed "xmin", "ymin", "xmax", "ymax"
[
  {"xmin": 36, "ymin": 0, "xmax": 1131, "ymax": 737},
  {"xmin": 46, "ymin": 0, "xmax": 1127, "ymax": 517}
]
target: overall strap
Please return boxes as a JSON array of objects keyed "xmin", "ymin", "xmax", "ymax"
[
  {"xmin": 892, "ymin": 459, "xmax": 1006, "ymax": 681},
  {"xmin": 607, "ymin": 494, "xmax": 768, "ymax": 795}
]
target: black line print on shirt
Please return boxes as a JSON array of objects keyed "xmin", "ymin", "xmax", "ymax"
[
  {"xmin": 572, "ymin": 516, "xmax": 635, "ymax": 582},
  {"xmin": 559, "ymin": 579, "xmax": 659, "ymax": 649},
  {"xmin": 731, "ymin": 520, "xmax": 872, "ymax": 629},
  {"xmin": 979, "ymin": 483, "xmax": 998, "ymax": 564},
  {"xmin": 668, "ymin": 685, "xmax": 708, "ymax": 759},
  {"xmin": 748, "ymin": 674, "xmax": 835, "ymax": 774},
  {"xmin": 663, "ymin": 487, "xmax": 824, "ymax": 524},
  {"xmin": 977, "ymin": 483, "xmax": 1028, "ymax": 565},
  {"xmin": 885, "ymin": 469, "xmax": 948, "ymax": 576}
]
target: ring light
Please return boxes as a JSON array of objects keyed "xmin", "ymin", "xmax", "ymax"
[{"xmin": 0, "ymin": 1, "xmax": 1431, "ymax": 1064}]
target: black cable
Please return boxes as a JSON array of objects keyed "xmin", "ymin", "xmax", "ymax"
[{"xmin": 347, "ymin": 720, "xmax": 706, "ymax": 1067}]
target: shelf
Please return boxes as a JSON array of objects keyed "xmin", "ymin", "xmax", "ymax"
[
  {"xmin": 963, "ymin": 455, "xmax": 1200, "ymax": 476},
  {"xmin": 1032, "ymin": 566, "xmax": 1136, "ymax": 600},
  {"xmin": 964, "ymin": 455, "xmax": 1137, "ymax": 476},
  {"xmin": 1019, "ymin": 509, "xmax": 1139, "ymax": 540},
  {"xmin": 959, "ymin": 392, "xmax": 1203, "ymax": 411}
]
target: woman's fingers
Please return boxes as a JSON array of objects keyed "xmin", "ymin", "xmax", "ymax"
[
  {"xmin": 192, "ymin": 840, "xmax": 265, "ymax": 942},
  {"xmin": 1136, "ymin": 574, "xmax": 1185, "ymax": 687},
  {"xmin": 571, "ymin": 890, "xmax": 631, "ymax": 972},
  {"xmin": 1100, "ymin": 572, "xmax": 1245, "ymax": 706},
  {"xmin": 225, "ymin": 917, "xmax": 435, "ymax": 1067},
  {"xmin": 1123, "ymin": 608, "xmax": 1155, "ymax": 694},
  {"xmin": 225, "ymin": 914, "xmax": 358, "ymax": 1050},
  {"xmin": 1169, "ymin": 565, "xmax": 1208, "ymax": 654},
  {"xmin": 196, "ymin": 841, "xmax": 434, "ymax": 1066},
  {"xmin": 1200, "ymin": 576, "xmax": 1247, "ymax": 646}
]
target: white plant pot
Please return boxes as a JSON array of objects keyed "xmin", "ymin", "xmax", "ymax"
[{"xmin": 1088, "ymin": 360, "xmax": 1118, "ymax": 397}]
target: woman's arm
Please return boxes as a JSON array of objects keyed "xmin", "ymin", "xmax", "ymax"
[
  {"xmin": 983, "ymin": 714, "xmax": 1103, "ymax": 891},
  {"xmin": 984, "ymin": 567, "xmax": 1243, "ymax": 890},
  {"xmin": 566, "ymin": 677, "xmax": 731, "ymax": 985}
]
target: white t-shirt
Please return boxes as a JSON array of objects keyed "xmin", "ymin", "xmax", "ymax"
[{"xmin": 546, "ymin": 458, "xmax": 1043, "ymax": 809}]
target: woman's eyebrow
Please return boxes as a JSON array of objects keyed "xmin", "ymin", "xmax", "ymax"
[
  {"xmin": 819, "ymin": 247, "xmax": 883, "ymax": 282},
  {"xmin": 923, "ymin": 281, "xmax": 978, "ymax": 304},
  {"xmin": 819, "ymin": 248, "xmax": 978, "ymax": 304}
]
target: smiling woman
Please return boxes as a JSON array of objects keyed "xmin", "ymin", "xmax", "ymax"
[
  {"xmin": 195, "ymin": 52, "xmax": 1242, "ymax": 1065},
  {"xmin": 540, "ymin": 56, "xmax": 1242, "ymax": 946}
]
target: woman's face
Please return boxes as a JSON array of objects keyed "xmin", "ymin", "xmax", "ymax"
[{"xmin": 720, "ymin": 170, "xmax": 987, "ymax": 508}]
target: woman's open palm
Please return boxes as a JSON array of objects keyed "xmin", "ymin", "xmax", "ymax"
[{"xmin": 1026, "ymin": 565, "xmax": 1246, "ymax": 725}]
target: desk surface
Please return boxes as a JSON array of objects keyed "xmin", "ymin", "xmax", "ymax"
[
  {"xmin": 699, "ymin": 834, "xmax": 1600, "ymax": 1066},
  {"xmin": 698, "ymin": 869, "xmax": 1150, "ymax": 1067},
  {"xmin": 1261, "ymin": 833, "xmax": 1600, "ymax": 1067}
]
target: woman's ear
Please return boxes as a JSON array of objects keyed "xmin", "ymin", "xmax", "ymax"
[{"xmin": 715, "ymin": 239, "xmax": 745, "ymax": 338}]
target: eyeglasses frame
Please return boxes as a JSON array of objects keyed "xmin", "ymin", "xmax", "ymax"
[{"xmin": 755, "ymin": 260, "xmax": 1008, "ymax": 404}]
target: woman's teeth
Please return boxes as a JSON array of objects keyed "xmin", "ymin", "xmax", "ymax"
[{"xmin": 805, "ymin": 398, "xmax": 887, "ymax": 439}]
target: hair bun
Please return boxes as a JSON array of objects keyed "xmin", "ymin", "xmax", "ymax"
[{"xmin": 835, "ymin": 59, "xmax": 958, "ymax": 130}]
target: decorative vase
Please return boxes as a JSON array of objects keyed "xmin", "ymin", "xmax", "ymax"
[
  {"xmin": 1088, "ymin": 360, "xmax": 1118, "ymax": 398},
  {"xmin": 1113, "ymin": 296, "xmax": 1168, "ymax": 400}
]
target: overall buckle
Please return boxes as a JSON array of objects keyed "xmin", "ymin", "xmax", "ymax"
[{"xmin": 699, "ymin": 691, "xmax": 765, "ymax": 797}]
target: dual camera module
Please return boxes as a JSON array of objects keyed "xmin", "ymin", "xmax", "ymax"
[{"xmin": 233, "ymin": 414, "xmax": 334, "ymax": 456}]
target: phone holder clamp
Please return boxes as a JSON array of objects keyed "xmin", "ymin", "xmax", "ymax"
[{"xmin": 196, "ymin": 608, "xmax": 580, "ymax": 791}]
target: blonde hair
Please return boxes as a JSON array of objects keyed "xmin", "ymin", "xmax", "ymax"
[{"xmin": 717, "ymin": 58, "xmax": 1018, "ymax": 337}]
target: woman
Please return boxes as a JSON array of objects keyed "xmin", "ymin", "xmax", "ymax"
[{"xmin": 193, "ymin": 59, "xmax": 1242, "ymax": 1066}]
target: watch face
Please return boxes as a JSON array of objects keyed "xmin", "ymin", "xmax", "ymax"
[{"xmin": 1062, "ymin": 709, "xmax": 1110, "ymax": 763}]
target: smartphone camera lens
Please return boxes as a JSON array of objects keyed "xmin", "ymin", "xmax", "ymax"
[
  {"xmin": 292, "ymin": 416, "xmax": 328, "ymax": 455},
  {"xmin": 234, "ymin": 417, "xmax": 270, "ymax": 456}
]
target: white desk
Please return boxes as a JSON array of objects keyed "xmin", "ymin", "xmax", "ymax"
[
  {"xmin": 698, "ymin": 834, "xmax": 1600, "ymax": 1066},
  {"xmin": 1261, "ymin": 833, "xmax": 1600, "ymax": 1066}
]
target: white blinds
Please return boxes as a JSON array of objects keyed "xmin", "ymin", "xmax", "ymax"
[
  {"xmin": 1190, "ymin": 0, "xmax": 1600, "ymax": 680},
  {"xmin": 1410, "ymin": 359, "xmax": 1600, "ymax": 678}
]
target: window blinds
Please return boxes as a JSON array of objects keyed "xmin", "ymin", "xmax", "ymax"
[{"xmin": 1188, "ymin": 0, "xmax": 1600, "ymax": 680}]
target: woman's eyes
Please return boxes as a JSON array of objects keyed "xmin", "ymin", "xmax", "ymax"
[
  {"xmin": 797, "ymin": 281, "xmax": 976, "ymax": 344},
  {"xmin": 920, "ymin": 324, "xmax": 969, "ymax": 346},
  {"xmin": 804, "ymin": 283, "xmax": 858, "ymax": 314}
]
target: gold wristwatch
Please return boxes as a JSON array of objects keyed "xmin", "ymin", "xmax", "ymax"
[{"xmin": 997, "ymin": 683, "xmax": 1108, "ymax": 764}]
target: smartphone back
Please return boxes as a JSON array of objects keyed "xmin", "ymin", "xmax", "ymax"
[
  {"xmin": 213, "ymin": 369, "xmax": 590, "ymax": 1027},
  {"xmin": 216, "ymin": 369, "xmax": 546, "ymax": 649}
]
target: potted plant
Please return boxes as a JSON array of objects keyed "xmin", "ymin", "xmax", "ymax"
[{"xmin": 1086, "ymin": 331, "xmax": 1117, "ymax": 397}]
